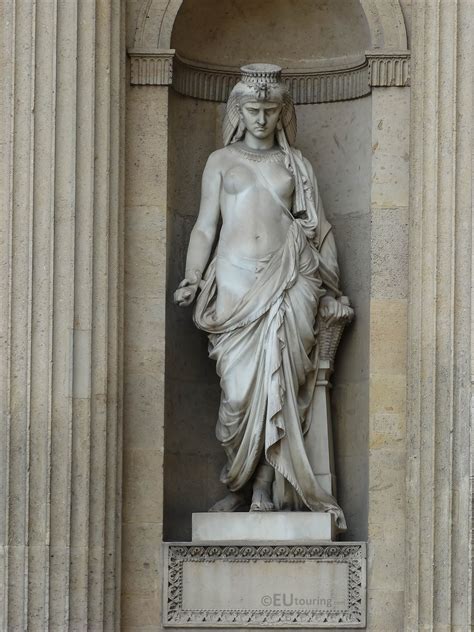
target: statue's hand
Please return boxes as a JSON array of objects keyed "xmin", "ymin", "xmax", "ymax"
[
  {"xmin": 174, "ymin": 272, "xmax": 201, "ymax": 307},
  {"xmin": 319, "ymin": 296, "xmax": 353, "ymax": 327}
]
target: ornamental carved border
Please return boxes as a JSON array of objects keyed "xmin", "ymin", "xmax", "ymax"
[{"xmin": 163, "ymin": 543, "xmax": 366, "ymax": 627}]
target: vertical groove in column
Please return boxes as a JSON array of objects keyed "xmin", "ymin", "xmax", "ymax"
[
  {"xmin": 433, "ymin": 1, "xmax": 457, "ymax": 626},
  {"xmin": 27, "ymin": 0, "xmax": 57, "ymax": 628},
  {"xmin": 6, "ymin": 0, "xmax": 36, "ymax": 628},
  {"xmin": 68, "ymin": 0, "xmax": 96, "ymax": 626},
  {"xmin": 451, "ymin": 0, "xmax": 473, "ymax": 625},
  {"xmin": 103, "ymin": 1, "xmax": 125, "ymax": 629},
  {"xmin": 419, "ymin": 1, "xmax": 439, "ymax": 627},
  {"xmin": 48, "ymin": 0, "xmax": 78, "ymax": 627},
  {"xmin": 406, "ymin": 0, "xmax": 473, "ymax": 629},
  {"xmin": 24, "ymin": 0, "xmax": 37, "ymax": 624},
  {"xmin": 0, "ymin": 1, "xmax": 15, "ymax": 629},
  {"xmin": 405, "ymin": 4, "xmax": 424, "ymax": 628},
  {"xmin": 88, "ymin": 0, "xmax": 112, "ymax": 626}
]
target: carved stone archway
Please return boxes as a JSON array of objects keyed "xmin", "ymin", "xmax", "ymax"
[
  {"xmin": 133, "ymin": 0, "xmax": 407, "ymax": 50},
  {"xmin": 129, "ymin": 0, "xmax": 410, "ymax": 91},
  {"xmin": 123, "ymin": 0, "xmax": 413, "ymax": 629}
]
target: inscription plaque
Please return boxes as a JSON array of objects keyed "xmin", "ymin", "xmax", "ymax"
[{"xmin": 163, "ymin": 543, "xmax": 366, "ymax": 628}]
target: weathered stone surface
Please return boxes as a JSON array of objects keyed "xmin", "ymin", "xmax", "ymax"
[
  {"xmin": 4, "ymin": 0, "xmax": 473, "ymax": 630},
  {"xmin": 405, "ymin": 1, "xmax": 473, "ymax": 630},
  {"xmin": 163, "ymin": 543, "xmax": 366, "ymax": 628},
  {"xmin": 0, "ymin": 1, "xmax": 124, "ymax": 629}
]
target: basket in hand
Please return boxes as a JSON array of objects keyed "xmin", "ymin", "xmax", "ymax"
[{"xmin": 317, "ymin": 296, "xmax": 354, "ymax": 363}]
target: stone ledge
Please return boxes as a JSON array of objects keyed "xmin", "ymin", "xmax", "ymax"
[{"xmin": 128, "ymin": 49, "xmax": 412, "ymax": 93}]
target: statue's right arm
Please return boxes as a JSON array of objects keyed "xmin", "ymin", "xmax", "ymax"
[{"xmin": 174, "ymin": 152, "xmax": 222, "ymax": 307}]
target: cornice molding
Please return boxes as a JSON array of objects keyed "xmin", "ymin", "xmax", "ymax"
[
  {"xmin": 128, "ymin": 49, "xmax": 411, "ymax": 95},
  {"xmin": 367, "ymin": 50, "xmax": 410, "ymax": 87},
  {"xmin": 129, "ymin": 48, "xmax": 174, "ymax": 85},
  {"xmin": 172, "ymin": 54, "xmax": 370, "ymax": 104}
]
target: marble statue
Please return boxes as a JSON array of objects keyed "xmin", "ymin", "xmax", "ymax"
[{"xmin": 174, "ymin": 64, "xmax": 352, "ymax": 529}]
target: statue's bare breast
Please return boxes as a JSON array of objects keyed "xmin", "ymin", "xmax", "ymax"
[
  {"xmin": 213, "ymin": 145, "xmax": 295, "ymax": 314},
  {"xmin": 217, "ymin": 147, "xmax": 294, "ymax": 261}
]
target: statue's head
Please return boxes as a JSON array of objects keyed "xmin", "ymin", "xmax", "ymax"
[{"xmin": 223, "ymin": 64, "xmax": 297, "ymax": 146}]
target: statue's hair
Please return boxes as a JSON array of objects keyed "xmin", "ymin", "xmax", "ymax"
[{"xmin": 222, "ymin": 64, "xmax": 297, "ymax": 146}]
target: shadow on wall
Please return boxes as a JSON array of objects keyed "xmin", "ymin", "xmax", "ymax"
[{"xmin": 164, "ymin": 0, "xmax": 371, "ymax": 543}]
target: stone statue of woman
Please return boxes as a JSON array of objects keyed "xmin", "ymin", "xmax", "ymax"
[{"xmin": 174, "ymin": 64, "xmax": 352, "ymax": 530}]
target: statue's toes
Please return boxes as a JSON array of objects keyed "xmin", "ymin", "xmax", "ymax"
[
  {"xmin": 250, "ymin": 500, "xmax": 275, "ymax": 512},
  {"xmin": 209, "ymin": 492, "xmax": 246, "ymax": 512}
]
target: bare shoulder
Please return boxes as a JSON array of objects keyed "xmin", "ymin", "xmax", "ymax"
[{"xmin": 205, "ymin": 146, "xmax": 235, "ymax": 173}]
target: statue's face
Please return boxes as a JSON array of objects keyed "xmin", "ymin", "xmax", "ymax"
[{"xmin": 240, "ymin": 101, "xmax": 282, "ymax": 140}]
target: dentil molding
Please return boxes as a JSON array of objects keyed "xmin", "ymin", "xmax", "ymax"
[{"xmin": 128, "ymin": 50, "xmax": 410, "ymax": 98}]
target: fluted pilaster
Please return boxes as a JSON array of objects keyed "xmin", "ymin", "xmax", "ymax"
[
  {"xmin": 405, "ymin": 1, "xmax": 473, "ymax": 629},
  {"xmin": 0, "ymin": 1, "xmax": 124, "ymax": 630}
]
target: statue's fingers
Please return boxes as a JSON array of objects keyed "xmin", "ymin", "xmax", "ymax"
[{"xmin": 174, "ymin": 290, "xmax": 188, "ymax": 305}]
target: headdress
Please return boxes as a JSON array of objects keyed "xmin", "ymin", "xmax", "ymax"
[{"xmin": 222, "ymin": 63, "xmax": 297, "ymax": 146}]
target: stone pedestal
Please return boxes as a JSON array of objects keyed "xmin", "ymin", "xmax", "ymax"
[
  {"xmin": 305, "ymin": 359, "xmax": 337, "ymax": 496},
  {"xmin": 162, "ymin": 515, "xmax": 364, "ymax": 627},
  {"xmin": 192, "ymin": 512, "xmax": 337, "ymax": 543}
]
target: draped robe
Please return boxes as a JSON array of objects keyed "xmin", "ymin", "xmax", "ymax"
[{"xmin": 194, "ymin": 149, "xmax": 347, "ymax": 530}]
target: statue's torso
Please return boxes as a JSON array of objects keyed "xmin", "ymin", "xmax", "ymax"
[
  {"xmin": 213, "ymin": 144, "xmax": 295, "ymax": 314},
  {"xmin": 218, "ymin": 144, "xmax": 294, "ymax": 258}
]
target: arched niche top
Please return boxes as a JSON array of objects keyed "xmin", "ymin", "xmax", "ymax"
[
  {"xmin": 133, "ymin": 0, "xmax": 182, "ymax": 49},
  {"xmin": 359, "ymin": 0, "xmax": 407, "ymax": 49},
  {"xmin": 171, "ymin": 0, "xmax": 371, "ymax": 67},
  {"xmin": 132, "ymin": 0, "xmax": 408, "ymax": 53}
]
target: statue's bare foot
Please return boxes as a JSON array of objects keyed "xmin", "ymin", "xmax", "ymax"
[
  {"xmin": 209, "ymin": 491, "xmax": 247, "ymax": 512},
  {"xmin": 250, "ymin": 488, "xmax": 274, "ymax": 512}
]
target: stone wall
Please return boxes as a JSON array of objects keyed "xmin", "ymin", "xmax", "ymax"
[{"xmin": 1, "ymin": 0, "xmax": 472, "ymax": 631}]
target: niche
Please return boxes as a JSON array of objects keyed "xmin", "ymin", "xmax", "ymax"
[{"xmin": 164, "ymin": 0, "xmax": 372, "ymax": 542}]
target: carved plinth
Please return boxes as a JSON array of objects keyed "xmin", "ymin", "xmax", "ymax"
[
  {"xmin": 192, "ymin": 512, "xmax": 337, "ymax": 543},
  {"xmin": 163, "ymin": 543, "xmax": 366, "ymax": 628}
]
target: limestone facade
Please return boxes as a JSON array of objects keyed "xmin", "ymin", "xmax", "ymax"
[
  {"xmin": 1, "ymin": 1, "xmax": 124, "ymax": 630},
  {"xmin": 0, "ymin": 1, "xmax": 472, "ymax": 631}
]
